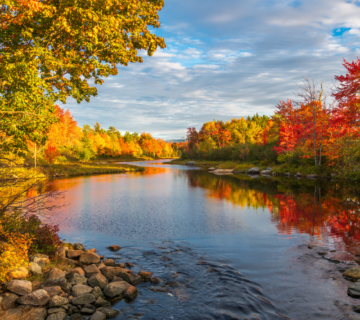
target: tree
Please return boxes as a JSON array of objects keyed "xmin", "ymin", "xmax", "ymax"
[{"xmin": 0, "ymin": 0, "xmax": 166, "ymax": 152}]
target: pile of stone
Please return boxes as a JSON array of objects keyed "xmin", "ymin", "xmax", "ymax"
[{"xmin": 0, "ymin": 243, "xmax": 157, "ymax": 320}]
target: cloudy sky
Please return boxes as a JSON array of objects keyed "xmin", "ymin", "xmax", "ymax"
[{"xmin": 63, "ymin": 0, "xmax": 360, "ymax": 140}]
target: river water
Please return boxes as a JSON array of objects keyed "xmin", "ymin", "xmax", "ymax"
[{"xmin": 42, "ymin": 160, "xmax": 360, "ymax": 320}]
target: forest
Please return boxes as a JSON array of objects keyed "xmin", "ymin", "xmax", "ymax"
[{"xmin": 180, "ymin": 58, "xmax": 360, "ymax": 176}]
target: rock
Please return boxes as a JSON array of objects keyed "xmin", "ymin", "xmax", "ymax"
[
  {"xmin": 150, "ymin": 286, "xmax": 170, "ymax": 293},
  {"xmin": 150, "ymin": 277, "xmax": 161, "ymax": 284},
  {"xmin": 86, "ymin": 248, "xmax": 97, "ymax": 254},
  {"xmin": 46, "ymin": 312, "xmax": 67, "ymax": 320},
  {"xmin": 17, "ymin": 289, "xmax": 51, "ymax": 306},
  {"xmin": 0, "ymin": 308, "xmax": 23, "ymax": 320},
  {"xmin": 97, "ymin": 263, "xmax": 106, "ymax": 270},
  {"xmin": 101, "ymin": 267, "xmax": 121, "ymax": 279},
  {"xmin": 67, "ymin": 250, "xmax": 83, "ymax": 259},
  {"xmin": 69, "ymin": 268, "xmax": 85, "ymax": 277},
  {"xmin": 353, "ymin": 305, "xmax": 360, "ymax": 313},
  {"xmin": 88, "ymin": 273, "xmax": 108, "ymax": 289},
  {"xmin": 116, "ymin": 270, "xmax": 131, "ymax": 283},
  {"xmin": 103, "ymin": 281, "xmax": 131, "ymax": 299},
  {"xmin": 174, "ymin": 288, "xmax": 190, "ymax": 302},
  {"xmin": 212, "ymin": 169, "xmax": 234, "ymax": 174},
  {"xmin": 49, "ymin": 295, "xmax": 69, "ymax": 308},
  {"xmin": 72, "ymin": 284, "xmax": 93, "ymax": 297},
  {"xmin": 30, "ymin": 254, "xmax": 50, "ymax": 268},
  {"xmin": 39, "ymin": 278, "xmax": 71, "ymax": 293},
  {"xmin": 207, "ymin": 167, "xmax": 215, "ymax": 171},
  {"xmin": 124, "ymin": 286, "xmax": 138, "ymax": 300},
  {"xmin": 89, "ymin": 311, "xmax": 106, "ymax": 320},
  {"xmin": 99, "ymin": 308, "xmax": 120, "ymax": 319},
  {"xmin": 84, "ymin": 264, "xmax": 100, "ymax": 277},
  {"xmin": 185, "ymin": 161, "xmax": 195, "ymax": 165},
  {"xmin": 344, "ymin": 267, "xmax": 360, "ymax": 280},
  {"xmin": 71, "ymin": 294, "xmax": 95, "ymax": 305},
  {"xmin": 295, "ymin": 172, "xmax": 302, "ymax": 177},
  {"xmin": 139, "ymin": 271, "xmax": 153, "ymax": 281},
  {"xmin": 107, "ymin": 245, "xmax": 121, "ymax": 252},
  {"xmin": 70, "ymin": 314, "xmax": 87, "ymax": 320},
  {"xmin": 55, "ymin": 247, "xmax": 66, "ymax": 259},
  {"xmin": 66, "ymin": 273, "xmax": 88, "ymax": 286},
  {"xmin": 22, "ymin": 307, "xmax": 47, "ymax": 320},
  {"xmin": 73, "ymin": 243, "xmax": 85, "ymax": 251},
  {"xmin": 103, "ymin": 259, "xmax": 115, "ymax": 266},
  {"xmin": 1, "ymin": 293, "xmax": 19, "ymax": 310},
  {"xmin": 94, "ymin": 297, "xmax": 111, "ymax": 308},
  {"xmin": 349, "ymin": 282, "xmax": 360, "ymax": 298},
  {"xmin": 54, "ymin": 256, "xmax": 76, "ymax": 268},
  {"xmin": 247, "ymin": 167, "xmax": 260, "ymax": 174},
  {"xmin": 114, "ymin": 263, "xmax": 125, "ymax": 268},
  {"xmin": 7, "ymin": 267, "xmax": 29, "ymax": 279},
  {"xmin": 43, "ymin": 287, "xmax": 64, "ymax": 298},
  {"xmin": 79, "ymin": 253, "xmax": 101, "ymax": 265},
  {"xmin": 307, "ymin": 174, "xmax": 318, "ymax": 179},
  {"xmin": 325, "ymin": 251, "xmax": 355, "ymax": 263},
  {"xmin": 80, "ymin": 306, "xmax": 95, "ymax": 315},
  {"xmin": 48, "ymin": 308, "xmax": 66, "ymax": 314},
  {"xmin": 91, "ymin": 287, "xmax": 105, "ymax": 300},
  {"xmin": 7, "ymin": 280, "xmax": 32, "ymax": 296},
  {"xmin": 125, "ymin": 262, "xmax": 133, "ymax": 268},
  {"xmin": 260, "ymin": 170, "xmax": 271, "ymax": 175},
  {"xmin": 29, "ymin": 262, "xmax": 42, "ymax": 275},
  {"xmin": 45, "ymin": 268, "xmax": 66, "ymax": 281}
]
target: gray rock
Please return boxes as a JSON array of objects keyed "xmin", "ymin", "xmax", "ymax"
[
  {"xmin": 1, "ymin": 293, "xmax": 19, "ymax": 310},
  {"xmin": 88, "ymin": 273, "xmax": 108, "ymax": 289},
  {"xmin": 42, "ymin": 286, "xmax": 64, "ymax": 298},
  {"xmin": 91, "ymin": 287, "xmax": 105, "ymax": 299},
  {"xmin": 349, "ymin": 282, "xmax": 360, "ymax": 298},
  {"xmin": 307, "ymin": 174, "xmax": 318, "ymax": 179},
  {"xmin": 7, "ymin": 279, "xmax": 32, "ymax": 296},
  {"xmin": 100, "ymin": 308, "xmax": 120, "ymax": 318},
  {"xmin": 67, "ymin": 250, "xmax": 83, "ymax": 259},
  {"xmin": 70, "ymin": 314, "xmax": 87, "ymax": 320},
  {"xmin": 103, "ymin": 281, "xmax": 131, "ymax": 299},
  {"xmin": 29, "ymin": 262, "xmax": 42, "ymax": 275},
  {"xmin": 94, "ymin": 297, "xmax": 111, "ymax": 307},
  {"xmin": 30, "ymin": 254, "xmax": 50, "ymax": 268},
  {"xmin": 54, "ymin": 256, "xmax": 76, "ymax": 268},
  {"xmin": 55, "ymin": 247, "xmax": 66, "ymax": 258},
  {"xmin": 0, "ymin": 308, "xmax": 23, "ymax": 320},
  {"xmin": 39, "ymin": 278, "xmax": 71, "ymax": 293},
  {"xmin": 73, "ymin": 243, "xmax": 85, "ymax": 251},
  {"xmin": 101, "ymin": 267, "xmax": 121, "ymax": 279},
  {"xmin": 22, "ymin": 307, "xmax": 47, "ymax": 320},
  {"xmin": 68, "ymin": 268, "xmax": 85, "ymax": 277},
  {"xmin": 103, "ymin": 259, "xmax": 115, "ymax": 266},
  {"xmin": 71, "ymin": 294, "xmax": 96, "ymax": 305},
  {"xmin": 97, "ymin": 263, "xmax": 106, "ymax": 270},
  {"xmin": 108, "ymin": 245, "xmax": 121, "ymax": 252},
  {"xmin": 150, "ymin": 286, "xmax": 171, "ymax": 293},
  {"xmin": 67, "ymin": 273, "xmax": 88, "ymax": 286},
  {"xmin": 185, "ymin": 161, "xmax": 195, "ymax": 165},
  {"xmin": 48, "ymin": 308, "xmax": 66, "ymax": 314},
  {"xmin": 260, "ymin": 170, "xmax": 271, "ymax": 175},
  {"xmin": 46, "ymin": 312, "xmax": 67, "ymax": 320},
  {"xmin": 17, "ymin": 289, "xmax": 51, "ymax": 306},
  {"xmin": 84, "ymin": 264, "xmax": 100, "ymax": 277},
  {"xmin": 49, "ymin": 295, "xmax": 69, "ymax": 308},
  {"xmin": 45, "ymin": 268, "xmax": 66, "ymax": 281},
  {"xmin": 79, "ymin": 253, "xmax": 100, "ymax": 265},
  {"xmin": 72, "ymin": 284, "xmax": 93, "ymax": 297},
  {"xmin": 80, "ymin": 304, "xmax": 95, "ymax": 314},
  {"xmin": 247, "ymin": 167, "xmax": 260, "ymax": 174},
  {"xmin": 89, "ymin": 311, "xmax": 106, "ymax": 320},
  {"xmin": 124, "ymin": 286, "xmax": 138, "ymax": 300}
]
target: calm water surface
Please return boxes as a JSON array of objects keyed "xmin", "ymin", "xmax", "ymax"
[{"xmin": 42, "ymin": 160, "xmax": 360, "ymax": 320}]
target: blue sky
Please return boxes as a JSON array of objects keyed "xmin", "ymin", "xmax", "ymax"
[{"xmin": 63, "ymin": 0, "xmax": 360, "ymax": 140}]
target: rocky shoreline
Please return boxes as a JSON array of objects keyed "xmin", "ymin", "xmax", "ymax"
[{"xmin": 0, "ymin": 243, "xmax": 160, "ymax": 320}]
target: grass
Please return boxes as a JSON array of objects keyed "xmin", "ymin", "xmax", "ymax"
[{"xmin": 39, "ymin": 161, "xmax": 144, "ymax": 178}]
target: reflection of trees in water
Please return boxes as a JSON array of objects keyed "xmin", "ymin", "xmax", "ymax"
[{"xmin": 186, "ymin": 171, "xmax": 360, "ymax": 251}]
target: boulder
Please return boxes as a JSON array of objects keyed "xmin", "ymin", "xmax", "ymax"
[
  {"xmin": 124, "ymin": 286, "xmax": 138, "ymax": 300},
  {"xmin": 307, "ymin": 174, "xmax": 318, "ymax": 179},
  {"xmin": 70, "ymin": 314, "xmax": 87, "ymax": 320},
  {"xmin": 103, "ymin": 281, "xmax": 131, "ymax": 299},
  {"xmin": 66, "ymin": 273, "xmax": 88, "ymax": 286},
  {"xmin": 94, "ymin": 297, "xmax": 111, "ymax": 307},
  {"xmin": 17, "ymin": 289, "xmax": 51, "ymax": 306},
  {"xmin": 69, "ymin": 267, "xmax": 85, "ymax": 277},
  {"xmin": 49, "ymin": 295, "xmax": 69, "ymax": 308},
  {"xmin": 66, "ymin": 250, "xmax": 83, "ymax": 259},
  {"xmin": 107, "ymin": 245, "xmax": 121, "ymax": 252},
  {"xmin": 84, "ymin": 264, "xmax": 100, "ymax": 277},
  {"xmin": 185, "ymin": 161, "xmax": 195, "ymax": 165},
  {"xmin": 88, "ymin": 273, "xmax": 108, "ymax": 289},
  {"xmin": 114, "ymin": 271, "xmax": 141, "ymax": 285},
  {"xmin": 99, "ymin": 308, "xmax": 120, "ymax": 318},
  {"xmin": 1, "ymin": 293, "xmax": 19, "ymax": 310},
  {"xmin": 247, "ymin": 167, "xmax": 260, "ymax": 174},
  {"xmin": 150, "ymin": 277, "xmax": 161, "ymax": 284},
  {"xmin": 54, "ymin": 247, "xmax": 66, "ymax": 259},
  {"xmin": 150, "ymin": 286, "xmax": 171, "ymax": 293},
  {"xmin": 86, "ymin": 248, "xmax": 97, "ymax": 254},
  {"xmin": 48, "ymin": 308, "xmax": 66, "ymax": 314},
  {"xmin": 72, "ymin": 284, "xmax": 93, "ymax": 297},
  {"xmin": 89, "ymin": 311, "xmax": 106, "ymax": 320},
  {"xmin": 28, "ymin": 262, "xmax": 42, "ymax": 275},
  {"xmin": 43, "ymin": 287, "xmax": 64, "ymax": 298},
  {"xmin": 54, "ymin": 256, "xmax": 76, "ymax": 268},
  {"xmin": 7, "ymin": 267, "xmax": 29, "ymax": 279},
  {"xmin": 174, "ymin": 288, "xmax": 190, "ymax": 302},
  {"xmin": 103, "ymin": 259, "xmax": 115, "ymax": 266},
  {"xmin": 207, "ymin": 167, "xmax": 215, "ymax": 171},
  {"xmin": 30, "ymin": 254, "xmax": 50, "ymax": 267},
  {"xmin": 125, "ymin": 262, "xmax": 134, "ymax": 268},
  {"xmin": 101, "ymin": 267, "xmax": 121, "ymax": 279},
  {"xmin": 21, "ymin": 307, "xmax": 47, "ymax": 320},
  {"xmin": 39, "ymin": 278, "xmax": 71, "ymax": 293},
  {"xmin": 91, "ymin": 287, "xmax": 105, "ymax": 300},
  {"xmin": 71, "ymin": 294, "xmax": 95, "ymax": 305},
  {"xmin": 7, "ymin": 280, "xmax": 32, "ymax": 296},
  {"xmin": 45, "ymin": 268, "xmax": 66, "ymax": 281},
  {"xmin": 73, "ymin": 243, "xmax": 85, "ymax": 251},
  {"xmin": 260, "ymin": 170, "xmax": 271, "ymax": 175},
  {"xmin": 97, "ymin": 263, "xmax": 106, "ymax": 270},
  {"xmin": 344, "ymin": 267, "xmax": 360, "ymax": 280},
  {"xmin": 80, "ymin": 305, "xmax": 95, "ymax": 315},
  {"xmin": 349, "ymin": 282, "xmax": 360, "ymax": 298},
  {"xmin": 139, "ymin": 271, "xmax": 153, "ymax": 281},
  {"xmin": 46, "ymin": 312, "xmax": 67, "ymax": 320},
  {"xmin": 79, "ymin": 253, "xmax": 100, "ymax": 265},
  {"xmin": 266, "ymin": 167, "xmax": 272, "ymax": 170},
  {"xmin": 0, "ymin": 308, "xmax": 23, "ymax": 320}
]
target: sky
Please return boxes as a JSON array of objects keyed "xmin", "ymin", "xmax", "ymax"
[{"xmin": 63, "ymin": 0, "xmax": 360, "ymax": 140}]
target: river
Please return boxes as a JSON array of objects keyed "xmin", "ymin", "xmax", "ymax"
[{"xmin": 41, "ymin": 160, "xmax": 360, "ymax": 319}]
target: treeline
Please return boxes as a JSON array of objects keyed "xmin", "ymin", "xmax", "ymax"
[
  {"xmin": 181, "ymin": 58, "xmax": 360, "ymax": 172},
  {"xmin": 29, "ymin": 106, "xmax": 179, "ymax": 164}
]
